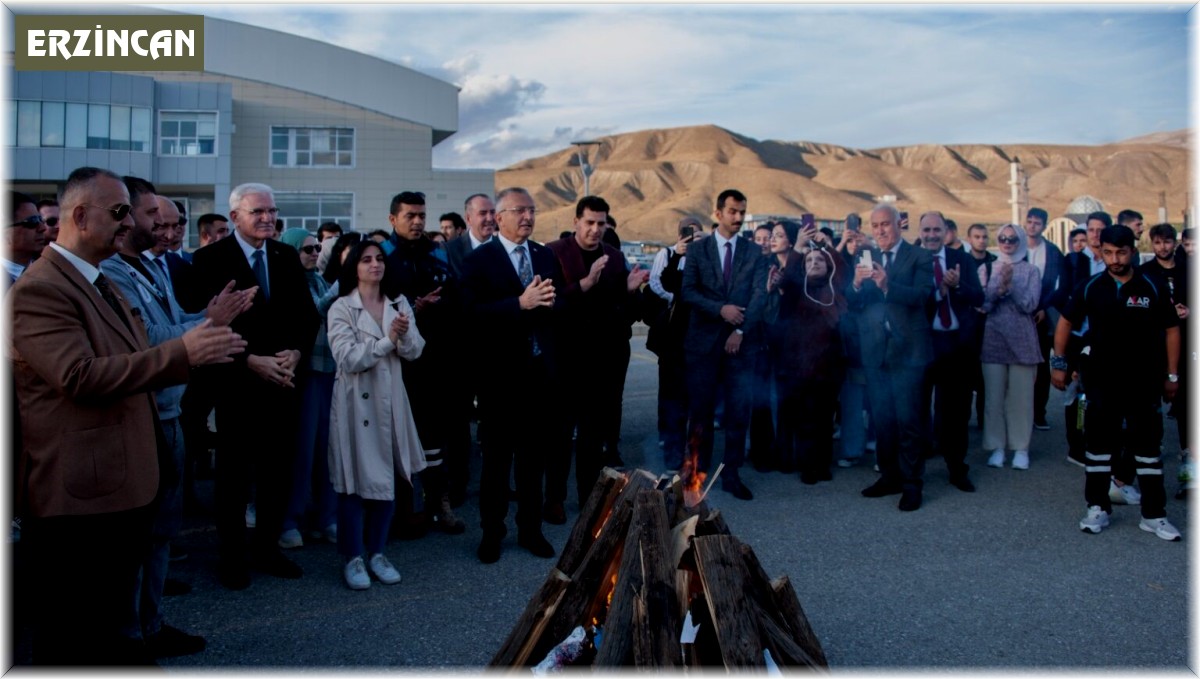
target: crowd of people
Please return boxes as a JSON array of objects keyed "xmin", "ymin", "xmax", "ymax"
[{"xmin": 4, "ymin": 168, "xmax": 1192, "ymax": 666}]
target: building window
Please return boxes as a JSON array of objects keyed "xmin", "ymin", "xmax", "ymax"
[
  {"xmin": 7, "ymin": 100, "xmax": 150, "ymax": 151},
  {"xmin": 270, "ymin": 127, "xmax": 354, "ymax": 168},
  {"xmin": 159, "ymin": 111, "xmax": 217, "ymax": 156},
  {"xmin": 274, "ymin": 192, "xmax": 354, "ymax": 232}
]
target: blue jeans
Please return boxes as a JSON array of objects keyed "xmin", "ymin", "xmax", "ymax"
[
  {"xmin": 283, "ymin": 371, "xmax": 337, "ymax": 534},
  {"xmin": 336, "ymin": 493, "xmax": 394, "ymax": 559}
]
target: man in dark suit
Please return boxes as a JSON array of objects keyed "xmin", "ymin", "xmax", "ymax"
[
  {"xmin": 4, "ymin": 191, "xmax": 48, "ymax": 290},
  {"xmin": 10, "ymin": 166, "xmax": 244, "ymax": 664},
  {"xmin": 1024, "ymin": 207, "xmax": 1068, "ymax": 430},
  {"xmin": 681, "ymin": 189, "xmax": 768, "ymax": 500},
  {"xmin": 918, "ymin": 212, "xmax": 984, "ymax": 493},
  {"xmin": 461, "ymin": 187, "xmax": 564, "ymax": 564},
  {"xmin": 445, "ymin": 192, "xmax": 497, "ymax": 280},
  {"xmin": 191, "ymin": 182, "xmax": 320, "ymax": 590},
  {"xmin": 850, "ymin": 203, "xmax": 935, "ymax": 511},
  {"xmin": 546, "ymin": 196, "xmax": 647, "ymax": 511}
]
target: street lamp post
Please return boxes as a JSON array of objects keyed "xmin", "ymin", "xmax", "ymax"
[{"xmin": 571, "ymin": 140, "xmax": 601, "ymax": 198}]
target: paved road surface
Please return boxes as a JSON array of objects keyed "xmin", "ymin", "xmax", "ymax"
[{"xmin": 11, "ymin": 335, "xmax": 1191, "ymax": 670}]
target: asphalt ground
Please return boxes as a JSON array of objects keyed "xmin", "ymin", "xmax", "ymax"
[{"xmin": 8, "ymin": 334, "xmax": 1192, "ymax": 672}]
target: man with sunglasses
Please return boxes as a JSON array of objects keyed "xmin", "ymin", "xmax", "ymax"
[
  {"xmin": 5, "ymin": 192, "xmax": 48, "ymax": 289},
  {"xmin": 36, "ymin": 199, "xmax": 59, "ymax": 244},
  {"xmin": 9, "ymin": 167, "xmax": 246, "ymax": 665}
]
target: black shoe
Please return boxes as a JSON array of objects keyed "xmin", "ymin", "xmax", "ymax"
[
  {"xmin": 1033, "ymin": 418, "xmax": 1050, "ymax": 431},
  {"xmin": 477, "ymin": 527, "xmax": 506, "ymax": 564},
  {"xmin": 253, "ymin": 550, "xmax": 303, "ymax": 579},
  {"xmin": 722, "ymin": 479, "xmax": 754, "ymax": 501},
  {"xmin": 1066, "ymin": 449, "xmax": 1086, "ymax": 468},
  {"xmin": 449, "ymin": 489, "xmax": 467, "ymax": 508},
  {"xmin": 169, "ymin": 545, "xmax": 188, "ymax": 562},
  {"xmin": 861, "ymin": 479, "xmax": 903, "ymax": 498},
  {"xmin": 163, "ymin": 578, "xmax": 192, "ymax": 596},
  {"xmin": 146, "ymin": 624, "xmax": 206, "ymax": 658},
  {"xmin": 543, "ymin": 501, "xmax": 567, "ymax": 525},
  {"xmin": 218, "ymin": 564, "xmax": 251, "ymax": 591},
  {"xmin": 949, "ymin": 475, "xmax": 976, "ymax": 493},
  {"xmin": 517, "ymin": 531, "xmax": 555, "ymax": 558},
  {"xmin": 800, "ymin": 471, "xmax": 820, "ymax": 485},
  {"xmin": 898, "ymin": 487, "xmax": 923, "ymax": 511}
]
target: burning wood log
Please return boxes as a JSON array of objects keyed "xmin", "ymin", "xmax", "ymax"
[
  {"xmin": 490, "ymin": 467, "xmax": 827, "ymax": 670},
  {"xmin": 594, "ymin": 489, "xmax": 680, "ymax": 668}
]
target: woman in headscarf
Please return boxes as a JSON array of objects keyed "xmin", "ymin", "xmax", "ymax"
[
  {"xmin": 980, "ymin": 223, "xmax": 1042, "ymax": 470},
  {"xmin": 766, "ymin": 221, "xmax": 847, "ymax": 483}
]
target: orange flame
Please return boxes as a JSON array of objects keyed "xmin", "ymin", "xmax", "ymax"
[{"xmin": 682, "ymin": 426, "xmax": 706, "ymax": 507}]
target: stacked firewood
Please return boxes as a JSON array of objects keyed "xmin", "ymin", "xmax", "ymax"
[{"xmin": 489, "ymin": 467, "xmax": 828, "ymax": 671}]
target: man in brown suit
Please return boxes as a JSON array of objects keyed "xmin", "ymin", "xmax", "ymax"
[{"xmin": 9, "ymin": 166, "xmax": 244, "ymax": 666}]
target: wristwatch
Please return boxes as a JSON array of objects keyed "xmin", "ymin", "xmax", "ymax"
[
  {"xmin": 1168, "ymin": 374, "xmax": 1180, "ymax": 383},
  {"xmin": 1049, "ymin": 355, "xmax": 1068, "ymax": 371}
]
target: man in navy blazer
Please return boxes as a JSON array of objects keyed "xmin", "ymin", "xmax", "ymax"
[
  {"xmin": 849, "ymin": 204, "xmax": 935, "ymax": 511},
  {"xmin": 918, "ymin": 211, "xmax": 984, "ymax": 494},
  {"xmin": 1024, "ymin": 207, "xmax": 1067, "ymax": 430},
  {"xmin": 681, "ymin": 189, "xmax": 767, "ymax": 500},
  {"xmin": 445, "ymin": 193, "xmax": 497, "ymax": 281},
  {"xmin": 191, "ymin": 182, "xmax": 319, "ymax": 591},
  {"xmin": 460, "ymin": 187, "xmax": 564, "ymax": 564}
]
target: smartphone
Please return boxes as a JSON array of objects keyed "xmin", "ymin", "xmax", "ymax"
[
  {"xmin": 899, "ymin": 211, "xmax": 909, "ymax": 231},
  {"xmin": 680, "ymin": 226, "xmax": 695, "ymax": 240},
  {"xmin": 859, "ymin": 249, "xmax": 873, "ymax": 269},
  {"xmin": 801, "ymin": 213, "xmax": 816, "ymax": 231},
  {"xmin": 845, "ymin": 214, "xmax": 861, "ymax": 232}
]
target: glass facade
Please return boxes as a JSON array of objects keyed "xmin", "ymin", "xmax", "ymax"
[
  {"xmin": 270, "ymin": 126, "xmax": 354, "ymax": 168},
  {"xmin": 159, "ymin": 111, "xmax": 218, "ymax": 156},
  {"xmin": 8, "ymin": 100, "xmax": 152, "ymax": 152},
  {"xmin": 274, "ymin": 192, "xmax": 354, "ymax": 232}
]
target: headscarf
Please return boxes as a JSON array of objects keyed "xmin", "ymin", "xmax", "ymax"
[
  {"xmin": 278, "ymin": 227, "xmax": 311, "ymax": 251},
  {"xmin": 994, "ymin": 223, "xmax": 1029, "ymax": 264}
]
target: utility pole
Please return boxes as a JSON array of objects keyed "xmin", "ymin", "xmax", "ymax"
[
  {"xmin": 571, "ymin": 140, "xmax": 601, "ymax": 198},
  {"xmin": 1008, "ymin": 156, "xmax": 1025, "ymax": 225}
]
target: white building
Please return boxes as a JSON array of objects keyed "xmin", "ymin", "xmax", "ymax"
[{"xmin": 6, "ymin": 13, "xmax": 493, "ymax": 248}]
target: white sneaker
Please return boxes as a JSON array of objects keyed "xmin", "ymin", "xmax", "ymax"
[
  {"xmin": 245, "ymin": 503, "xmax": 256, "ymax": 528},
  {"xmin": 987, "ymin": 450, "xmax": 1006, "ymax": 468},
  {"xmin": 837, "ymin": 458, "xmax": 857, "ymax": 469},
  {"xmin": 1139, "ymin": 517, "xmax": 1182, "ymax": 542},
  {"xmin": 344, "ymin": 556, "xmax": 370, "ymax": 590},
  {"xmin": 1079, "ymin": 506, "xmax": 1110, "ymax": 534},
  {"xmin": 1109, "ymin": 479, "xmax": 1141, "ymax": 506},
  {"xmin": 1011, "ymin": 450, "xmax": 1029, "ymax": 470},
  {"xmin": 368, "ymin": 553, "xmax": 402, "ymax": 585},
  {"xmin": 278, "ymin": 528, "xmax": 303, "ymax": 549}
]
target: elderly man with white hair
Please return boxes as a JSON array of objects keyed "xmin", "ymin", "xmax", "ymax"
[{"xmin": 191, "ymin": 182, "xmax": 320, "ymax": 591}]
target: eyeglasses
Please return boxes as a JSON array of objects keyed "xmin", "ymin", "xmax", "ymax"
[
  {"xmin": 500, "ymin": 206, "xmax": 537, "ymax": 216},
  {"xmin": 83, "ymin": 203, "xmax": 133, "ymax": 222},
  {"xmin": 997, "ymin": 235, "xmax": 1019, "ymax": 245},
  {"xmin": 301, "ymin": 244, "xmax": 322, "ymax": 255},
  {"xmin": 45, "ymin": 217, "xmax": 59, "ymax": 227},
  {"xmin": 9, "ymin": 215, "xmax": 44, "ymax": 229}
]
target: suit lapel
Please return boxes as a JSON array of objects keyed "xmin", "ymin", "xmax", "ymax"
[{"xmin": 45, "ymin": 248, "xmax": 140, "ymax": 351}]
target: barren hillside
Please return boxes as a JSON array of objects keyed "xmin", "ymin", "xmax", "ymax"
[{"xmin": 495, "ymin": 125, "xmax": 1190, "ymax": 243}]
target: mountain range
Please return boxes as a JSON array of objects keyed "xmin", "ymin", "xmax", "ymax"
[{"xmin": 495, "ymin": 125, "xmax": 1190, "ymax": 243}]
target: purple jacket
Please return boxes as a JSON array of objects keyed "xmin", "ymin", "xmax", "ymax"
[{"xmin": 980, "ymin": 259, "xmax": 1041, "ymax": 365}]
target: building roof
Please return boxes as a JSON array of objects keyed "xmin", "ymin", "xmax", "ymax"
[{"xmin": 202, "ymin": 16, "xmax": 459, "ymax": 144}]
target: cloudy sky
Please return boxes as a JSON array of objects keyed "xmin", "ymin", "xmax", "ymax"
[{"xmin": 170, "ymin": 3, "xmax": 1188, "ymax": 170}]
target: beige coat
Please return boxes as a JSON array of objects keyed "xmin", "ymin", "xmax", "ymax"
[{"xmin": 327, "ymin": 290, "xmax": 427, "ymax": 501}]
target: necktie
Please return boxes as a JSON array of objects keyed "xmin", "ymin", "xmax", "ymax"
[
  {"xmin": 933, "ymin": 255, "xmax": 952, "ymax": 328},
  {"xmin": 94, "ymin": 274, "xmax": 133, "ymax": 333},
  {"xmin": 252, "ymin": 249, "xmax": 270, "ymax": 300},
  {"xmin": 722, "ymin": 242, "xmax": 733, "ymax": 285},
  {"xmin": 515, "ymin": 245, "xmax": 533, "ymax": 286},
  {"xmin": 883, "ymin": 251, "xmax": 892, "ymax": 271},
  {"xmin": 514, "ymin": 245, "xmax": 540, "ymax": 356}
]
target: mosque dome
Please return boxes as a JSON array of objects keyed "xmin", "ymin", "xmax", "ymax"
[{"xmin": 1066, "ymin": 195, "xmax": 1105, "ymax": 215}]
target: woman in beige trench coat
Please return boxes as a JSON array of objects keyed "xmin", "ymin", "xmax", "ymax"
[{"xmin": 327, "ymin": 240, "xmax": 427, "ymax": 590}]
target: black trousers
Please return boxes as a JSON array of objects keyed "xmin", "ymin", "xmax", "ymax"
[
  {"xmin": 865, "ymin": 364, "xmax": 927, "ymax": 490},
  {"xmin": 1084, "ymin": 383, "xmax": 1167, "ymax": 518},
  {"xmin": 478, "ymin": 356, "xmax": 551, "ymax": 536},
  {"xmin": 214, "ymin": 376, "xmax": 300, "ymax": 570},
  {"xmin": 1033, "ymin": 325, "xmax": 1052, "ymax": 423},
  {"xmin": 26, "ymin": 504, "xmax": 154, "ymax": 665},
  {"xmin": 775, "ymin": 375, "xmax": 837, "ymax": 479},
  {"xmin": 600, "ymin": 341, "xmax": 631, "ymax": 465},
  {"xmin": 922, "ymin": 331, "xmax": 974, "ymax": 478},
  {"xmin": 686, "ymin": 344, "xmax": 754, "ymax": 479},
  {"xmin": 658, "ymin": 351, "xmax": 690, "ymax": 471}
]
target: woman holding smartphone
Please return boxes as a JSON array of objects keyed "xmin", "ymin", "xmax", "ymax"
[{"xmin": 327, "ymin": 240, "xmax": 427, "ymax": 590}]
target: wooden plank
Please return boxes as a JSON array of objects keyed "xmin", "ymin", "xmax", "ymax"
[
  {"xmin": 555, "ymin": 467, "xmax": 626, "ymax": 576},
  {"xmin": 771, "ymin": 575, "xmax": 829, "ymax": 667},
  {"xmin": 527, "ymin": 471, "xmax": 657, "ymax": 665},
  {"xmin": 488, "ymin": 568, "xmax": 572, "ymax": 668},
  {"xmin": 691, "ymin": 535, "xmax": 765, "ymax": 668},
  {"xmin": 752, "ymin": 599, "xmax": 822, "ymax": 669},
  {"xmin": 594, "ymin": 490, "xmax": 654, "ymax": 667},
  {"xmin": 631, "ymin": 491, "xmax": 682, "ymax": 669}
]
